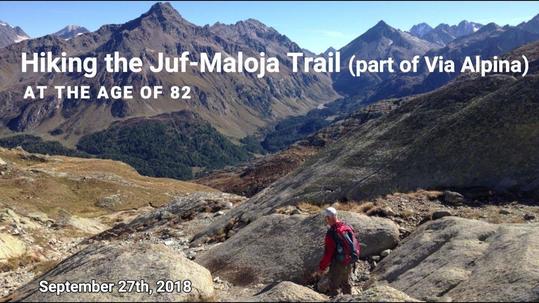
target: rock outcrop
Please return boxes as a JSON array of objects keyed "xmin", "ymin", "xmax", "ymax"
[
  {"xmin": 8, "ymin": 242, "xmax": 215, "ymax": 302},
  {"xmin": 91, "ymin": 192, "xmax": 245, "ymax": 242},
  {"xmin": 196, "ymin": 211, "xmax": 399, "ymax": 285},
  {"xmin": 0, "ymin": 233, "xmax": 27, "ymax": 262},
  {"xmin": 336, "ymin": 284, "xmax": 420, "ymax": 302},
  {"xmin": 245, "ymin": 281, "xmax": 328, "ymax": 302},
  {"xmin": 0, "ymin": 146, "xmax": 218, "ymax": 296},
  {"xmin": 370, "ymin": 217, "xmax": 539, "ymax": 302}
]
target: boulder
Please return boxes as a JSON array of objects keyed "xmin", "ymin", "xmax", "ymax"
[
  {"xmin": 0, "ymin": 233, "xmax": 27, "ymax": 261},
  {"xmin": 443, "ymin": 191, "xmax": 464, "ymax": 205},
  {"xmin": 370, "ymin": 217, "xmax": 539, "ymax": 301},
  {"xmin": 197, "ymin": 211, "xmax": 399, "ymax": 285},
  {"xmin": 335, "ymin": 284, "xmax": 420, "ymax": 302},
  {"xmin": 92, "ymin": 192, "xmax": 244, "ymax": 241},
  {"xmin": 431, "ymin": 210, "xmax": 452, "ymax": 220},
  {"xmin": 95, "ymin": 194, "xmax": 123, "ymax": 209},
  {"xmin": 27, "ymin": 211, "xmax": 55, "ymax": 225},
  {"xmin": 380, "ymin": 249, "xmax": 391, "ymax": 258},
  {"xmin": 499, "ymin": 209, "xmax": 512, "ymax": 215},
  {"xmin": 524, "ymin": 213, "xmax": 536, "ymax": 221},
  {"xmin": 0, "ymin": 157, "xmax": 7, "ymax": 166},
  {"xmin": 246, "ymin": 281, "xmax": 328, "ymax": 302},
  {"xmin": 9, "ymin": 242, "xmax": 215, "ymax": 302}
]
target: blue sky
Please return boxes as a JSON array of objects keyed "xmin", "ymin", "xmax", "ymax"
[{"xmin": 1, "ymin": 1, "xmax": 539, "ymax": 53}]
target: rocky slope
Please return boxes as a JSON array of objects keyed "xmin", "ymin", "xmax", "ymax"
[
  {"xmin": 5, "ymin": 182, "xmax": 539, "ymax": 301},
  {"xmin": 192, "ymin": 40, "xmax": 539, "ymax": 244},
  {"xmin": 7, "ymin": 242, "xmax": 215, "ymax": 302},
  {"xmin": 0, "ymin": 2, "xmax": 337, "ymax": 146},
  {"xmin": 0, "ymin": 146, "xmax": 216, "ymax": 297},
  {"xmin": 0, "ymin": 21, "xmax": 29, "ymax": 48},
  {"xmin": 196, "ymin": 211, "xmax": 399, "ymax": 286},
  {"xmin": 195, "ymin": 145, "xmax": 319, "ymax": 197},
  {"xmin": 244, "ymin": 281, "xmax": 328, "ymax": 302},
  {"xmin": 370, "ymin": 217, "xmax": 539, "ymax": 302},
  {"xmin": 195, "ymin": 100, "xmax": 400, "ymax": 196}
]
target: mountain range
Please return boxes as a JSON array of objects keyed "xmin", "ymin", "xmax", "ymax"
[
  {"xmin": 339, "ymin": 14, "xmax": 539, "ymax": 102},
  {"xmin": 260, "ymin": 13, "xmax": 539, "ymax": 152},
  {"xmin": 333, "ymin": 20, "xmax": 439, "ymax": 97},
  {"xmin": 0, "ymin": 23, "xmax": 90, "ymax": 47},
  {"xmin": 1, "ymin": 2, "xmax": 539, "ymax": 182},
  {"xmin": 0, "ymin": 2, "xmax": 338, "ymax": 179},
  {"xmin": 0, "ymin": 2, "xmax": 337, "ymax": 144},
  {"xmin": 409, "ymin": 20, "xmax": 483, "ymax": 46}
]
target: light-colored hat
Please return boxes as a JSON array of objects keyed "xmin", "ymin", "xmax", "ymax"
[{"xmin": 324, "ymin": 207, "xmax": 337, "ymax": 217}]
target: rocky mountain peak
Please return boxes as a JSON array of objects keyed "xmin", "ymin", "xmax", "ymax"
[
  {"xmin": 137, "ymin": 1, "xmax": 188, "ymax": 27},
  {"xmin": 372, "ymin": 20, "xmax": 392, "ymax": 31},
  {"xmin": 518, "ymin": 13, "xmax": 539, "ymax": 34},
  {"xmin": 242, "ymin": 18, "xmax": 272, "ymax": 30},
  {"xmin": 115, "ymin": 1, "xmax": 197, "ymax": 38},
  {"xmin": 0, "ymin": 20, "xmax": 30, "ymax": 47},
  {"xmin": 434, "ymin": 23, "xmax": 450, "ymax": 31},
  {"xmin": 53, "ymin": 25, "xmax": 89, "ymax": 40},
  {"xmin": 322, "ymin": 46, "xmax": 336, "ymax": 56},
  {"xmin": 13, "ymin": 26, "xmax": 27, "ymax": 36},
  {"xmin": 147, "ymin": 2, "xmax": 178, "ymax": 17},
  {"xmin": 409, "ymin": 22, "xmax": 433, "ymax": 38},
  {"xmin": 358, "ymin": 20, "xmax": 400, "ymax": 42},
  {"xmin": 476, "ymin": 22, "xmax": 501, "ymax": 34},
  {"xmin": 455, "ymin": 20, "xmax": 482, "ymax": 34},
  {"xmin": 226, "ymin": 18, "xmax": 278, "ymax": 37}
]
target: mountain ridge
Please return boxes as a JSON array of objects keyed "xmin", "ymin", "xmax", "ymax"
[
  {"xmin": 409, "ymin": 20, "xmax": 483, "ymax": 46},
  {"xmin": 0, "ymin": 2, "xmax": 338, "ymax": 147},
  {"xmin": 0, "ymin": 20, "xmax": 30, "ymax": 48},
  {"xmin": 52, "ymin": 25, "xmax": 90, "ymax": 40}
]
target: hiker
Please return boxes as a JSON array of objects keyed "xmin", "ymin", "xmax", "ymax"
[{"xmin": 315, "ymin": 207, "xmax": 361, "ymax": 296}]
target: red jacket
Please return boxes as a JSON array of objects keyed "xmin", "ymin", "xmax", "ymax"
[{"xmin": 319, "ymin": 221, "xmax": 346, "ymax": 271}]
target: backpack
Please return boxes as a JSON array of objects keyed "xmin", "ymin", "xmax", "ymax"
[{"xmin": 329, "ymin": 223, "xmax": 361, "ymax": 265}]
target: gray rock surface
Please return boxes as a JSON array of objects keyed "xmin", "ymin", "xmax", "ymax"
[
  {"xmin": 370, "ymin": 217, "xmax": 539, "ymax": 301},
  {"xmin": 431, "ymin": 210, "xmax": 452, "ymax": 220},
  {"xmin": 335, "ymin": 284, "xmax": 420, "ymax": 302},
  {"xmin": 197, "ymin": 211, "xmax": 399, "ymax": 285},
  {"xmin": 443, "ymin": 191, "xmax": 465, "ymax": 205},
  {"xmin": 380, "ymin": 249, "xmax": 391, "ymax": 258},
  {"xmin": 245, "ymin": 281, "xmax": 328, "ymax": 302},
  {"xmin": 92, "ymin": 192, "xmax": 244, "ymax": 241},
  {"xmin": 8, "ymin": 242, "xmax": 215, "ymax": 302}
]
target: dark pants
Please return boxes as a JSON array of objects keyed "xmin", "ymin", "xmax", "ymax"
[{"xmin": 328, "ymin": 261, "xmax": 352, "ymax": 296}]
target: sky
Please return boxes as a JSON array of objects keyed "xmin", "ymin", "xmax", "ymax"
[{"xmin": 1, "ymin": 1, "xmax": 539, "ymax": 53}]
